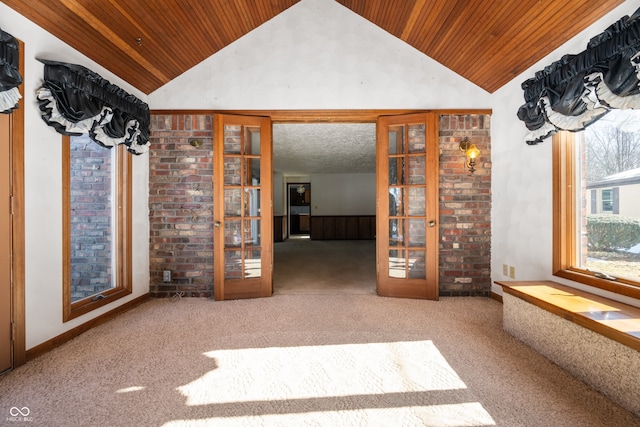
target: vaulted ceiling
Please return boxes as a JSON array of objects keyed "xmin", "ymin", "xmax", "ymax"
[{"xmin": 0, "ymin": 0, "xmax": 626, "ymax": 94}]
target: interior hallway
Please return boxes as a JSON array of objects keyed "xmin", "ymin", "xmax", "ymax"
[{"xmin": 273, "ymin": 238, "xmax": 376, "ymax": 295}]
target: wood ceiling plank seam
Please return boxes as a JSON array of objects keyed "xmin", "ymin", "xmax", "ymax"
[
  {"xmin": 390, "ymin": 2, "xmax": 414, "ymax": 38},
  {"xmin": 256, "ymin": 0, "xmax": 293, "ymax": 24},
  {"xmin": 184, "ymin": 1, "xmax": 228, "ymax": 53},
  {"xmin": 384, "ymin": 2, "xmax": 405, "ymax": 37},
  {"xmin": 230, "ymin": 1, "xmax": 257, "ymax": 35},
  {"xmin": 96, "ymin": 0, "xmax": 186, "ymax": 77},
  {"xmin": 438, "ymin": 0, "xmax": 512, "ymax": 73},
  {"xmin": 107, "ymin": 0, "xmax": 182, "ymax": 76},
  {"xmin": 472, "ymin": 0, "xmax": 623, "ymax": 91},
  {"xmin": 211, "ymin": 1, "xmax": 249, "ymax": 46},
  {"xmin": 179, "ymin": 2, "xmax": 232, "ymax": 62},
  {"xmin": 57, "ymin": 0, "xmax": 171, "ymax": 83},
  {"xmin": 478, "ymin": 0, "xmax": 614, "ymax": 85},
  {"xmin": 427, "ymin": 0, "xmax": 479, "ymax": 59},
  {"xmin": 252, "ymin": 0, "xmax": 269, "ymax": 24},
  {"xmin": 136, "ymin": 1, "xmax": 227, "ymax": 86},
  {"xmin": 464, "ymin": 0, "xmax": 563, "ymax": 84},
  {"xmin": 403, "ymin": 0, "xmax": 443, "ymax": 48},
  {"xmin": 461, "ymin": 0, "xmax": 572, "ymax": 88},
  {"xmin": 217, "ymin": 0, "xmax": 252, "ymax": 41},
  {"xmin": 401, "ymin": 0, "xmax": 427, "ymax": 40},
  {"xmin": 413, "ymin": 0, "xmax": 456, "ymax": 53},
  {"xmin": 8, "ymin": 0, "xmax": 165, "ymax": 92}
]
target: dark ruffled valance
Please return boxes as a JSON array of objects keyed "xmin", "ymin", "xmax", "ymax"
[
  {"xmin": 517, "ymin": 7, "xmax": 640, "ymax": 145},
  {"xmin": 36, "ymin": 59, "xmax": 149, "ymax": 154},
  {"xmin": 0, "ymin": 27, "xmax": 22, "ymax": 113}
]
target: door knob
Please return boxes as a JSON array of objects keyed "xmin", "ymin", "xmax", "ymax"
[
  {"xmin": 214, "ymin": 221, "xmax": 221, "ymax": 228},
  {"xmin": 428, "ymin": 220, "xmax": 436, "ymax": 227}
]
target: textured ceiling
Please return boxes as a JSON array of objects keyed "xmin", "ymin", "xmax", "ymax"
[{"xmin": 273, "ymin": 123, "xmax": 376, "ymax": 175}]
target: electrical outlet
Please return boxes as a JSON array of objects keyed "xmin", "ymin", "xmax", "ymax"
[
  {"xmin": 509, "ymin": 266, "xmax": 516, "ymax": 279},
  {"xmin": 503, "ymin": 264, "xmax": 509, "ymax": 276},
  {"xmin": 163, "ymin": 270, "xmax": 171, "ymax": 282}
]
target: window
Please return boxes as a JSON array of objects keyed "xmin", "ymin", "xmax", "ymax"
[
  {"xmin": 553, "ymin": 110, "xmax": 640, "ymax": 299},
  {"xmin": 601, "ymin": 189, "xmax": 613, "ymax": 213},
  {"xmin": 63, "ymin": 135, "xmax": 132, "ymax": 321}
]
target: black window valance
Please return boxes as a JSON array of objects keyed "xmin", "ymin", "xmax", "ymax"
[
  {"xmin": 36, "ymin": 59, "xmax": 150, "ymax": 154},
  {"xmin": 0, "ymin": 27, "xmax": 22, "ymax": 114},
  {"xmin": 517, "ymin": 7, "xmax": 640, "ymax": 145}
]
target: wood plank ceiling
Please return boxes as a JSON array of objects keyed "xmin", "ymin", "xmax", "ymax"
[{"xmin": 0, "ymin": 0, "xmax": 626, "ymax": 94}]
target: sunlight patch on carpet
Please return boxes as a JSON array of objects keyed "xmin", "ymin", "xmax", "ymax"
[{"xmin": 177, "ymin": 340, "xmax": 468, "ymax": 406}]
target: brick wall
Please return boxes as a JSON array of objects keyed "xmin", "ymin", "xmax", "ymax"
[
  {"xmin": 148, "ymin": 113, "xmax": 491, "ymax": 298},
  {"xmin": 149, "ymin": 114, "xmax": 213, "ymax": 297},
  {"xmin": 70, "ymin": 137, "xmax": 113, "ymax": 301},
  {"xmin": 438, "ymin": 114, "xmax": 492, "ymax": 296}
]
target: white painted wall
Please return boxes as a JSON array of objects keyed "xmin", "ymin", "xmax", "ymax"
[
  {"xmin": 6, "ymin": 0, "xmax": 640, "ymax": 351},
  {"xmin": 311, "ymin": 173, "xmax": 375, "ymax": 216},
  {"xmin": 148, "ymin": 0, "xmax": 491, "ymax": 110},
  {"xmin": 490, "ymin": 0, "xmax": 640, "ymax": 307},
  {"xmin": 0, "ymin": 3, "xmax": 150, "ymax": 349}
]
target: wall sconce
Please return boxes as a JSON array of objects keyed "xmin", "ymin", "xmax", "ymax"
[
  {"xmin": 459, "ymin": 137, "xmax": 480, "ymax": 174},
  {"xmin": 297, "ymin": 185, "xmax": 306, "ymax": 195},
  {"xmin": 189, "ymin": 138, "xmax": 204, "ymax": 148}
]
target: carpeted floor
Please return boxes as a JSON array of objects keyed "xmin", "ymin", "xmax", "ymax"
[
  {"xmin": 1, "ymin": 295, "xmax": 639, "ymax": 426},
  {"xmin": 2, "ymin": 239, "xmax": 639, "ymax": 426},
  {"xmin": 274, "ymin": 238, "xmax": 376, "ymax": 295}
]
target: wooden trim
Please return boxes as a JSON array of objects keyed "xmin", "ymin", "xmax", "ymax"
[
  {"xmin": 11, "ymin": 39, "xmax": 26, "ymax": 367},
  {"xmin": 26, "ymin": 293, "xmax": 150, "ymax": 361},
  {"xmin": 552, "ymin": 132, "xmax": 640, "ymax": 300},
  {"xmin": 496, "ymin": 280, "xmax": 640, "ymax": 352},
  {"xmin": 489, "ymin": 291, "xmax": 503, "ymax": 303},
  {"xmin": 63, "ymin": 140, "xmax": 133, "ymax": 321},
  {"xmin": 212, "ymin": 115, "xmax": 225, "ymax": 301},
  {"xmin": 151, "ymin": 109, "xmax": 493, "ymax": 123}
]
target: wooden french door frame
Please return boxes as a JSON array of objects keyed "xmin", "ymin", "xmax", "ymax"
[
  {"xmin": 154, "ymin": 109, "xmax": 491, "ymax": 300},
  {"xmin": 213, "ymin": 114, "xmax": 273, "ymax": 300},
  {"xmin": 376, "ymin": 112, "xmax": 440, "ymax": 300},
  {"xmin": 1, "ymin": 38, "xmax": 25, "ymax": 371}
]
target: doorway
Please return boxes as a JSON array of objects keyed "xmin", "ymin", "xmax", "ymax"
[
  {"xmin": 212, "ymin": 111, "xmax": 440, "ymax": 300},
  {"xmin": 272, "ymin": 122, "xmax": 377, "ymax": 295},
  {"xmin": 288, "ymin": 183, "xmax": 310, "ymax": 236}
]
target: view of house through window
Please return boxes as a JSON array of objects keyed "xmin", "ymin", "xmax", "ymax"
[
  {"xmin": 580, "ymin": 110, "xmax": 640, "ymax": 283},
  {"xmin": 69, "ymin": 134, "xmax": 115, "ymax": 301}
]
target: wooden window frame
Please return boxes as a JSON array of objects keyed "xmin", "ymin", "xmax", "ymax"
[
  {"xmin": 62, "ymin": 136, "xmax": 132, "ymax": 321},
  {"xmin": 552, "ymin": 131, "xmax": 640, "ymax": 300}
]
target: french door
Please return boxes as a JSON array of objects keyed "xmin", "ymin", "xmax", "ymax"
[
  {"xmin": 376, "ymin": 113, "xmax": 439, "ymax": 300},
  {"xmin": 213, "ymin": 114, "xmax": 273, "ymax": 300}
]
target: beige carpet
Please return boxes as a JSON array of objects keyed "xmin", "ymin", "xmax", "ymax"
[
  {"xmin": 274, "ymin": 238, "xmax": 376, "ymax": 295},
  {"xmin": 2, "ymin": 294, "xmax": 639, "ymax": 426}
]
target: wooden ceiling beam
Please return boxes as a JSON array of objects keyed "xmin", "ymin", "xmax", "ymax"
[{"xmin": 58, "ymin": 0, "xmax": 171, "ymax": 83}]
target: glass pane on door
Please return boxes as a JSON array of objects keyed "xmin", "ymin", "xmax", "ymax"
[
  {"xmin": 218, "ymin": 118, "xmax": 270, "ymax": 295},
  {"xmin": 385, "ymin": 119, "xmax": 428, "ymax": 279}
]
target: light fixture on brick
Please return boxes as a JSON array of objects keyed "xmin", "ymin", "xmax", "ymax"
[
  {"xmin": 189, "ymin": 138, "xmax": 204, "ymax": 147},
  {"xmin": 459, "ymin": 137, "xmax": 480, "ymax": 174}
]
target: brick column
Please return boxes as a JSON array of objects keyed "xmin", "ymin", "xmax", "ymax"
[
  {"xmin": 149, "ymin": 114, "xmax": 213, "ymax": 297},
  {"xmin": 438, "ymin": 115, "xmax": 492, "ymax": 296}
]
